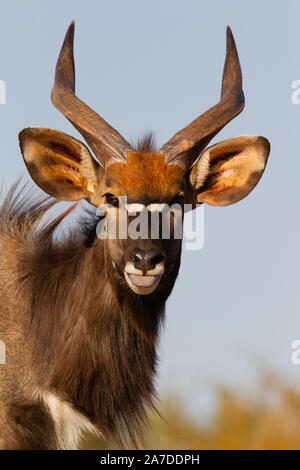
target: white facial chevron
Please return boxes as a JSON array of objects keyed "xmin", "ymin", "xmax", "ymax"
[{"xmin": 125, "ymin": 203, "xmax": 173, "ymax": 214}]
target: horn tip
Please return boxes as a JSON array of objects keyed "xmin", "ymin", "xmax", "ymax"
[
  {"xmin": 225, "ymin": 25, "xmax": 239, "ymax": 59},
  {"xmin": 226, "ymin": 25, "xmax": 234, "ymax": 44},
  {"xmin": 64, "ymin": 21, "xmax": 75, "ymax": 44}
]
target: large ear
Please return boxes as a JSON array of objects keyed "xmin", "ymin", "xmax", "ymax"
[
  {"xmin": 19, "ymin": 127, "xmax": 102, "ymax": 201},
  {"xmin": 189, "ymin": 135, "xmax": 270, "ymax": 206}
]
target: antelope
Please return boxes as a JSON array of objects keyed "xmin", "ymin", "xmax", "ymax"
[{"xmin": 0, "ymin": 22, "xmax": 270, "ymax": 450}]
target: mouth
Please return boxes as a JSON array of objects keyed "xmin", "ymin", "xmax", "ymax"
[
  {"xmin": 124, "ymin": 262, "xmax": 164, "ymax": 295},
  {"xmin": 124, "ymin": 272, "xmax": 162, "ymax": 295}
]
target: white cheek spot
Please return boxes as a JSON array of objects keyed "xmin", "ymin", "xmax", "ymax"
[
  {"xmin": 86, "ymin": 182, "xmax": 95, "ymax": 193},
  {"xmin": 147, "ymin": 203, "xmax": 168, "ymax": 212},
  {"xmin": 125, "ymin": 203, "xmax": 146, "ymax": 215},
  {"xmin": 104, "ymin": 201, "xmax": 179, "ymax": 216}
]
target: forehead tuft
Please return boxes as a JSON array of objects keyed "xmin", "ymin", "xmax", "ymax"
[{"xmin": 105, "ymin": 152, "xmax": 185, "ymax": 202}]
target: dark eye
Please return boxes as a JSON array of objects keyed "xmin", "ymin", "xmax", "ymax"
[
  {"xmin": 172, "ymin": 194, "xmax": 184, "ymax": 205},
  {"xmin": 104, "ymin": 193, "xmax": 119, "ymax": 208}
]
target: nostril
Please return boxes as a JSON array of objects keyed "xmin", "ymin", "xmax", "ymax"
[
  {"xmin": 131, "ymin": 254, "xmax": 140, "ymax": 263},
  {"xmin": 151, "ymin": 253, "xmax": 164, "ymax": 266},
  {"xmin": 128, "ymin": 249, "xmax": 164, "ymax": 272},
  {"xmin": 129, "ymin": 249, "xmax": 144, "ymax": 266}
]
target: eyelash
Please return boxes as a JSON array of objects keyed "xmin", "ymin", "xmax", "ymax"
[{"xmin": 104, "ymin": 193, "xmax": 119, "ymax": 208}]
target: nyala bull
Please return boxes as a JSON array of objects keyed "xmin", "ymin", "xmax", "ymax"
[{"xmin": 0, "ymin": 22, "xmax": 269, "ymax": 449}]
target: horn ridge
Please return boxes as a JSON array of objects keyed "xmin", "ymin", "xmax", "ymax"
[
  {"xmin": 51, "ymin": 21, "xmax": 133, "ymax": 166},
  {"xmin": 160, "ymin": 26, "xmax": 245, "ymax": 169}
]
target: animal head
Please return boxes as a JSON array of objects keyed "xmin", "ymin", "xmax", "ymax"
[{"xmin": 19, "ymin": 22, "xmax": 270, "ymax": 296}]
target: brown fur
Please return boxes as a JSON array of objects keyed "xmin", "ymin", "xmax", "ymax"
[
  {"xmin": 0, "ymin": 175, "xmax": 181, "ymax": 449},
  {"xmin": 1, "ymin": 20, "xmax": 270, "ymax": 449},
  {"xmin": 1, "ymin": 129, "xmax": 269, "ymax": 449},
  {"xmin": 105, "ymin": 153, "xmax": 185, "ymax": 203}
]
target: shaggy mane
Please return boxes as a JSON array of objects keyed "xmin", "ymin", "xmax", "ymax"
[{"xmin": 0, "ymin": 181, "xmax": 164, "ymax": 449}]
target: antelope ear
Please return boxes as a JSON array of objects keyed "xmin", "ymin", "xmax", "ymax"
[
  {"xmin": 189, "ymin": 135, "xmax": 270, "ymax": 207},
  {"xmin": 19, "ymin": 127, "xmax": 102, "ymax": 201}
]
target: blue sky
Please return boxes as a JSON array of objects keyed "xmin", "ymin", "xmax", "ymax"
[{"xmin": 0, "ymin": 0, "xmax": 299, "ymax": 418}]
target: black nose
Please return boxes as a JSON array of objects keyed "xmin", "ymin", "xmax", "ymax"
[{"xmin": 129, "ymin": 248, "xmax": 164, "ymax": 273}]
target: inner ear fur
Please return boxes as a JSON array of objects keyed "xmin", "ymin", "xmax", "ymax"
[
  {"xmin": 19, "ymin": 127, "xmax": 103, "ymax": 201},
  {"xmin": 189, "ymin": 135, "xmax": 270, "ymax": 207}
]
